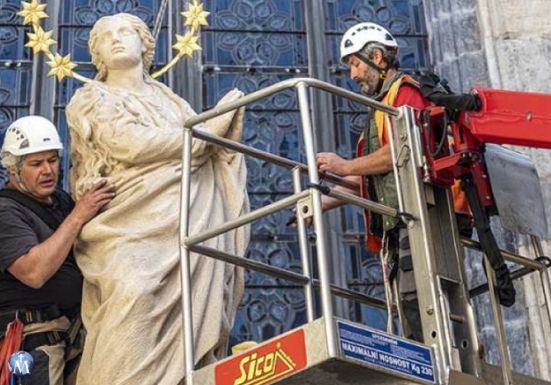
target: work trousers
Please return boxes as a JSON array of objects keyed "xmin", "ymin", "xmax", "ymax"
[{"xmin": 17, "ymin": 317, "xmax": 80, "ymax": 385}]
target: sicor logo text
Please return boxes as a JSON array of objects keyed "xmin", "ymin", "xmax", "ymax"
[{"xmin": 215, "ymin": 330, "xmax": 307, "ymax": 385}]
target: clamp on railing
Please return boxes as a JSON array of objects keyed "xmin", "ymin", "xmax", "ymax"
[{"xmin": 306, "ymin": 182, "xmax": 331, "ymax": 195}]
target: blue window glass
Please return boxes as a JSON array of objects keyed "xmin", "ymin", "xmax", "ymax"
[
  {"xmin": 0, "ymin": 0, "xmax": 33, "ymax": 186},
  {"xmin": 323, "ymin": 0, "xmax": 429, "ymax": 327},
  {"xmin": 201, "ymin": 0, "xmax": 310, "ymax": 345}
]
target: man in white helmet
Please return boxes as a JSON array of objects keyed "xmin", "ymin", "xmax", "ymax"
[
  {"xmin": 0, "ymin": 115, "xmax": 114, "ymax": 385},
  {"xmin": 316, "ymin": 22, "xmax": 433, "ymax": 342}
]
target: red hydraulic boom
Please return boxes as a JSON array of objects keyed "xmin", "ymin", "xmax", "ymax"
[
  {"xmin": 416, "ymin": 87, "xmax": 551, "ymax": 307},
  {"xmin": 420, "ymin": 88, "xmax": 551, "ymax": 207}
]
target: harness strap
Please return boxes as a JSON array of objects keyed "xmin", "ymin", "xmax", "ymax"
[
  {"xmin": 374, "ymin": 74, "xmax": 419, "ymax": 145},
  {"xmin": 0, "ymin": 189, "xmax": 73, "ymax": 231},
  {"xmin": 0, "ymin": 319, "xmax": 24, "ymax": 385},
  {"xmin": 22, "ymin": 330, "xmax": 66, "ymax": 351},
  {"xmin": 0, "ymin": 305, "xmax": 64, "ymax": 331}
]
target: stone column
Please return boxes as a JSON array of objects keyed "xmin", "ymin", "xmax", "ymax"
[
  {"xmin": 424, "ymin": 0, "xmax": 490, "ymax": 92},
  {"xmin": 424, "ymin": 0, "xmax": 551, "ymax": 379}
]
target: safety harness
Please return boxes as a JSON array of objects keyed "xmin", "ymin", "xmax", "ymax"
[
  {"xmin": 0, "ymin": 189, "xmax": 76, "ymax": 384},
  {"xmin": 357, "ymin": 72, "xmax": 419, "ymax": 253}
]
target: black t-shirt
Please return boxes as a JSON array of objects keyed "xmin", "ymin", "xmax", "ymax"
[{"xmin": 0, "ymin": 191, "xmax": 83, "ymax": 312}]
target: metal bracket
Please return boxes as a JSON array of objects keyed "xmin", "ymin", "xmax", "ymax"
[
  {"xmin": 297, "ymin": 196, "xmax": 314, "ymax": 220},
  {"xmin": 396, "ymin": 143, "xmax": 411, "ymax": 168}
]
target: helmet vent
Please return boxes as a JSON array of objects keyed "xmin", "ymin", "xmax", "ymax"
[
  {"xmin": 43, "ymin": 138, "xmax": 51, "ymax": 142},
  {"xmin": 19, "ymin": 139, "xmax": 29, "ymax": 149},
  {"xmin": 344, "ymin": 39, "xmax": 353, "ymax": 48}
]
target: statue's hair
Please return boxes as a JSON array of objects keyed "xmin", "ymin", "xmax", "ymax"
[{"xmin": 89, "ymin": 13, "xmax": 156, "ymax": 81}]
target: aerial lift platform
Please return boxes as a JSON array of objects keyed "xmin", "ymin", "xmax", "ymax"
[{"xmin": 177, "ymin": 78, "xmax": 551, "ymax": 385}]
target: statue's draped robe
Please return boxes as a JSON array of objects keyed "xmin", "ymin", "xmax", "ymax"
[{"xmin": 66, "ymin": 80, "xmax": 249, "ymax": 385}]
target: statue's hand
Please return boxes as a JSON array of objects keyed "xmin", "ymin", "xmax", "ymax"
[
  {"xmin": 208, "ymin": 88, "xmax": 245, "ymax": 138},
  {"xmin": 222, "ymin": 88, "xmax": 245, "ymax": 143},
  {"xmin": 217, "ymin": 88, "xmax": 244, "ymax": 106}
]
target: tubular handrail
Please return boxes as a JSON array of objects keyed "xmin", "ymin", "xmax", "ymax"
[
  {"xmin": 184, "ymin": 190, "xmax": 310, "ymax": 247},
  {"xmin": 183, "ymin": 187, "xmax": 400, "ymax": 248},
  {"xmin": 183, "ymin": 187, "xmax": 398, "ymax": 246},
  {"xmin": 190, "ymin": 244, "xmax": 391, "ymax": 311},
  {"xmin": 327, "ymin": 188, "xmax": 398, "ymax": 218},
  {"xmin": 193, "ymin": 129, "xmax": 360, "ymax": 192},
  {"xmin": 178, "ymin": 77, "xmax": 551, "ymax": 385},
  {"xmin": 178, "ymin": 78, "xmax": 402, "ymax": 369},
  {"xmin": 184, "ymin": 77, "xmax": 400, "ymax": 129},
  {"xmin": 461, "ymin": 237, "xmax": 548, "ymax": 271}
]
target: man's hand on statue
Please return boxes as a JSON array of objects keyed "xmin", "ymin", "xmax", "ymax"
[
  {"xmin": 316, "ymin": 152, "xmax": 351, "ymax": 176},
  {"xmin": 72, "ymin": 179, "xmax": 116, "ymax": 225}
]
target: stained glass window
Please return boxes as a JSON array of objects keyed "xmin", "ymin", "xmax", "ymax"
[
  {"xmin": 200, "ymin": 0, "xmax": 429, "ymax": 343},
  {"xmin": 0, "ymin": 0, "xmax": 33, "ymax": 184},
  {"xmin": 0, "ymin": 0, "xmax": 429, "ymax": 346}
]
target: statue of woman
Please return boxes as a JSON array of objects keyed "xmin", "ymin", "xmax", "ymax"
[{"xmin": 66, "ymin": 13, "xmax": 249, "ymax": 385}]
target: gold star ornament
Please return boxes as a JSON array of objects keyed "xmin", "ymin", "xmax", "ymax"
[
  {"xmin": 172, "ymin": 32, "xmax": 201, "ymax": 57},
  {"xmin": 47, "ymin": 53, "xmax": 77, "ymax": 81},
  {"xmin": 18, "ymin": 0, "xmax": 48, "ymax": 26},
  {"xmin": 18, "ymin": 0, "xmax": 208, "ymax": 82},
  {"xmin": 25, "ymin": 26, "xmax": 56, "ymax": 54},
  {"xmin": 181, "ymin": 1, "xmax": 210, "ymax": 31}
]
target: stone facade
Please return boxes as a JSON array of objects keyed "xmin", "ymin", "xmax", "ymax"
[{"xmin": 424, "ymin": 0, "xmax": 551, "ymax": 379}]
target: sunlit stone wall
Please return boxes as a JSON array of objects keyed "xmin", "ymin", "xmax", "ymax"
[{"xmin": 424, "ymin": 0, "xmax": 551, "ymax": 379}]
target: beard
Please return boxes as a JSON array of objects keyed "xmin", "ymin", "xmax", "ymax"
[
  {"xmin": 360, "ymin": 83, "xmax": 374, "ymax": 95},
  {"xmin": 360, "ymin": 80, "xmax": 377, "ymax": 96},
  {"xmin": 358, "ymin": 70, "xmax": 381, "ymax": 96}
]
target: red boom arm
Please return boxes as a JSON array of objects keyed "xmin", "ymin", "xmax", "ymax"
[{"xmin": 420, "ymin": 88, "xmax": 551, "ymax": 208}]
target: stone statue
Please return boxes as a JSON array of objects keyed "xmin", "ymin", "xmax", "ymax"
[{"xmin": 65, "ymin": 13, "xmax": 249, "ymax": 385}]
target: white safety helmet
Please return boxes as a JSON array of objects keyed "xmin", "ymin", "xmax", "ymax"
[
  {"xmin": 340, "ymin": 22, "xmax": 398, "ymax": 64},
  {"xmin": 1, "ymin": 115, "xmax": 63, "ymax": 157}
]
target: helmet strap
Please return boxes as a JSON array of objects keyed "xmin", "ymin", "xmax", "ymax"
[
  {"xmin": 355, "ymin": 52, "xmax": 392, "ymax": 94},
  {"xmin": 14, "ymin": 171, "xmax": 29, "ymax": 194},
  {"xmin": 9, "ymin": 160, "xmax": 30, "ymax": 194}
]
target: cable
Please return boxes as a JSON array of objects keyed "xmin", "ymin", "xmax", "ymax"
[{"xmin": 422, "ymin": 108, "xmax": 449, "ymax": 159}]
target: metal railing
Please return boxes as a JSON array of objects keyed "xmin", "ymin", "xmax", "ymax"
[
  {"xmin": 176, "ymin": 77, "xmax": 551, "ymax": 385},
  {"xmin": 462, "ymin": 236, "xmax": 551, "ymax": 385},
  {"xmin": 178, "ymin": 78, "xmax": 401, "ymax": 384}
]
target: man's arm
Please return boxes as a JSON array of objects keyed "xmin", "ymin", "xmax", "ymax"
[
  {"xmin": 320, "ymin": 175, "xmax": 362, "ymax": 211},
  {"xmin": 7, "ymin": 180, "xmax": 115, "ymax": 289},
  {"xmin": 316, "ymin": 144, "xmax": 393, "ymax": 177},
  {"xmin": 316, "ymin": 84, "xmax": 427, "ymax": 179}
]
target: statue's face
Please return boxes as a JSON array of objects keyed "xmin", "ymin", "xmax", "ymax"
[{"xmin": 95, "ymin": 17, "xmax": 143, "ymax": 71}]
